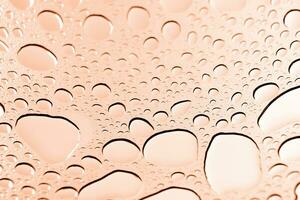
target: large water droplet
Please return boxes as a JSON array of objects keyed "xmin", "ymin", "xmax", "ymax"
[
  {"xmin": 204, "ymin": 133, "xmax": 261, "ymax": 194},
  {"xmin": 279, "ymin": 137, "xmax": 300, "ymax": 164},
  {"xmin": 17, "ymin": 44, "xmax": 57, "ymax": 71},
  {"xmin": 16, "ymin": 114, "xmax": 79, "ymax": 164},
  {"xmin": 284, "ymin": 10, "xmax": 300, "ymax": 30},
  {"xmin": 258, "ymin": 86, "xmax": 300, "ymax": 132}
]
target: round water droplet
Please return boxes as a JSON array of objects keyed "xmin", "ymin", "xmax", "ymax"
[
  {"xmin": 144, "ymin": 37, "xmax": 159, "ymax": 50},
  {"xmin": 284, "ymin": 10, "xmax": 300, "ymax": 30},
  {"xmin": 253, "ymin": 83, "xmax": 279, "ymax": 103},
  {"xmin": 162, "ymin": 21, "xmax": 181, "ymax": 40},
  {"xmin": 279, "ymin": 137, "xmax": 300, "ymax": 164},
  {"xmin": 54, "ymin": 89, "xmax": 73, "ymax": 104},
  {"xmin": 0, "ymin": 123, "xmax": 11, "ymax": 134},
  {"xmin": 37, "ymin": 10, "xmax": 63, "ymax": 32},
  {"xmin": 129, "ymin": 118, "xmax": 153, "ymax": 136},
  {"xmin": 15, "ymin": 162, "xmax": 35, "ymax": 176},
  {"xmin": 81, "ymin": 156, "xmax": 101, "ymax": 170},
  {"xmin": 108, "ymin": 103, "xmax": 126, "ymax": 118},
  {"xmin": 193, "ymin": 114, "xmax": 210, "ymax": 128},
  {"xmin": 127, "ymin": 6, "xmax": 150, "ymax": 30},
  {"xmin": 103, "ymin": 139, "xmax": 140, "ymax": 163},
  {"xmin": 0, "ymin": 178, "xmax": 13, "ymax": 190},
  {"xmin": 289, "ymin": 59, "xmax": 300, "ymax": 76},
  {"xmin": 83, "ymin": 15, "xmax": 113, "ymax": 41},
  {"xmin": 55, "ymin": 187, "xmax": 78, "ymax": 199},
  {"xmin": 92, "ymin": 83, "xmax": 111, "ymax": 98}
]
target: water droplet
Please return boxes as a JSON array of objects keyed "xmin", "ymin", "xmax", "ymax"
[
  {"xmin": 279, "ymin": 137, "xmax": 300, "ymax": 164},
  {"xmin": 103, "ymin": 139, "xmax": 140, "ymax": 163},
  {"xmin": 258, "ymin": 86, "xmax": 300, "ymax": 132},
  {"xmin": 205, "ymin": 133, "xmax": 261, "ymax": 194},
  {"xmin": 15, "ymin": 162, "xmax": 35, "ymax": 176},
  {"xmin": 193, "ymin": 114, "xmax": 210, "ymax": 128},
  {"xmin": 83, "ymin": 15, "xmax": 113, "ymax": 41},
  {"xmin": 129, "ymin": 117, "xmax": 153, "ymax": 136},
  {"xmin": 78, "ymin": 170, "xmax": 142, "ymax": 200},
  {"xmin": 170, "ymin": 100, "xmax": 191, "ymax": 116},
  {"xmin": 162, "ymin": 21, "xmax": 181, "ymax": 40},
  {"xmin": 54, "ymin": 89, "xmax": 73, "ymax": 104},
  {"xmin": 253, "ymin": 83, "xmax": 279, "ymax": 103},
  {"xmin": 37, "ymin": 10, "xmax": 63, "ymax": 32},
  {"xmin": 142, "ymin": 187, "xmax": 200, "ymax": 200},
  {"xmin": 284, "ymin": 10, "xmax": 300, "ymax": 30},
  {"xmin": 143, "ymin": 129, "xmax": 198, "ymax": 166},
  {"xmin": 16, "ymin": 114, "xmax": 79, "ymax": 164},
  {"xmin": 17, "ymin": 44, "xmax": 57, "ymax": 71},
  {"xmin": 144, "ymin": 37, "xmax": 159, "ymax": 50},
  {"xmin": 108, "ymin": 103, "xmax": 126, "ymax": 118},
  {"xmin": 91, "ymin": 83, "xmax": 111, "ymax": 98},
  {"xmin": 127, "ymin": 6, "xmax": 150, "ymax": 30},
  {"xmin": 9, "ymin": 0, "xmax": 33, "ymax": 10}
]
